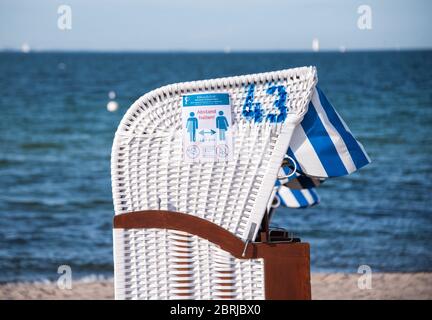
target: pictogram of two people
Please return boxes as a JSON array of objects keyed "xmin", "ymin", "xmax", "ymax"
[{"xmin": 186, "ymin": 111, "xmax": 229, "ymax": 142}]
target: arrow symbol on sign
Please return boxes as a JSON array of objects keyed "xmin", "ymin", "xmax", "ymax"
[{"xmin": 199, "ymin": 129, "xmax": 216, "ymax": 136}]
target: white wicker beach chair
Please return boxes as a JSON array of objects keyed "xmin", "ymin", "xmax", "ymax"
[{"xmin": 112, "ymin": 68, "xmax": 317, "ymax": 299}]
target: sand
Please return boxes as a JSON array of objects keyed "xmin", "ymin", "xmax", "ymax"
[{"xmin": 1, "ymin": 273, "xmax": 431, "ymax": 300}]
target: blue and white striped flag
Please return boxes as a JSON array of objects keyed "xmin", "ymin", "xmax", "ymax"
[
  {"xmin": 287, "ymin": 87, "xmax": 370, "ymax": 178},
  {"xmin": 276, "ymin": 185, "xmax": 320, "ymax": 209},
  {"xmin": 272, "ymin": 86, "xmax": 369, "ymax": 210}
]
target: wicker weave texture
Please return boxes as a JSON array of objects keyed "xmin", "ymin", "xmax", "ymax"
[
  {"xmin": 114, "ymin": 228, "xmax": 265, "ymax": 300},
  {"xmin": 111, "ymin": 67, "xmax": 317, "ymax": 241}
]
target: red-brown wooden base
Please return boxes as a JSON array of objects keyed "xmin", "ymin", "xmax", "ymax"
[{"xmin": 114, "ymin": 210, "xmax": 311, "ymax": 300}]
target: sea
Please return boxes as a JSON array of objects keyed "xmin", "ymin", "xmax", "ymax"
[{"xmin": 0, "ymin": 51, "xmax": 431, "ymax": 282}]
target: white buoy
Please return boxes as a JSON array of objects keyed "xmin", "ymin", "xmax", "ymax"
[
  {"xmin": 312, "ymin": 38, "xmax": 320, "ymax": 52},
  {"xmin": 107, "ymin": 100, "xmax": 119, "ymax": 112},
  {"xmin": 21, "ymin": 43, "xmax": 30, "ymax": 53},
  {"xmin": 339, "ymin": 45, "xmax": 346, "ymax": 53},
  {"xmin": 108, "ymin": 91, "xmax": 116, "ymax": 99}
]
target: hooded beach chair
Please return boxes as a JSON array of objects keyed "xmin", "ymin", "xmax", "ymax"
[
  {"xmin": 112, "ymin": 67, "xmax": 317, "ymax": 299},
  {"xmin": 111, "ymin": 67, "xmax": 370, "ymax": 300}
]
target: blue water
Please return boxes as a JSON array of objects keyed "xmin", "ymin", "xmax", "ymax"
[{"xmin": 0, "ymin": 51, "xmax": 431, "ymax": 282}]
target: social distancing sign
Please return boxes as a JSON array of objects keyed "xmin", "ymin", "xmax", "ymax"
[{"xmin": 182, "ymin": 93, "xmax": 233, "ymax": 162}]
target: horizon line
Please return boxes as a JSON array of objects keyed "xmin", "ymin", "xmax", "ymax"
[{"xmin": 1, "ymin": 47, "xmax": 432, "ymax": 54}]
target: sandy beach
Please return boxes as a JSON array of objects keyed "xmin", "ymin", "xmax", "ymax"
[{"xmin": 1, "ymin": 273, "xmax": 431, "ymax": 300}]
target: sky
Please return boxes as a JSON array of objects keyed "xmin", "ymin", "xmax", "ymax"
[{"xmin": 0, "ymin": 0, "xmax": 431, "ymax": 51}]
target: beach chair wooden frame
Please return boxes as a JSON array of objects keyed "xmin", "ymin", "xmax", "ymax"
[{"xmin": 113, "ymin": 210, "xmax": 311, "ymax": 299}]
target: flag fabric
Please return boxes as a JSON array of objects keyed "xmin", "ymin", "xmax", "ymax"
[
  {"xmin": 276, "ymin": 185, "xmax": 320, "ymax": 209},
  {"xmin": 272, "ymin": 85, "xmax": 369, "ymax": 210},
  {"xmin": 287, "ymin": 86, "xmax": 370, "ymax": 178}
]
